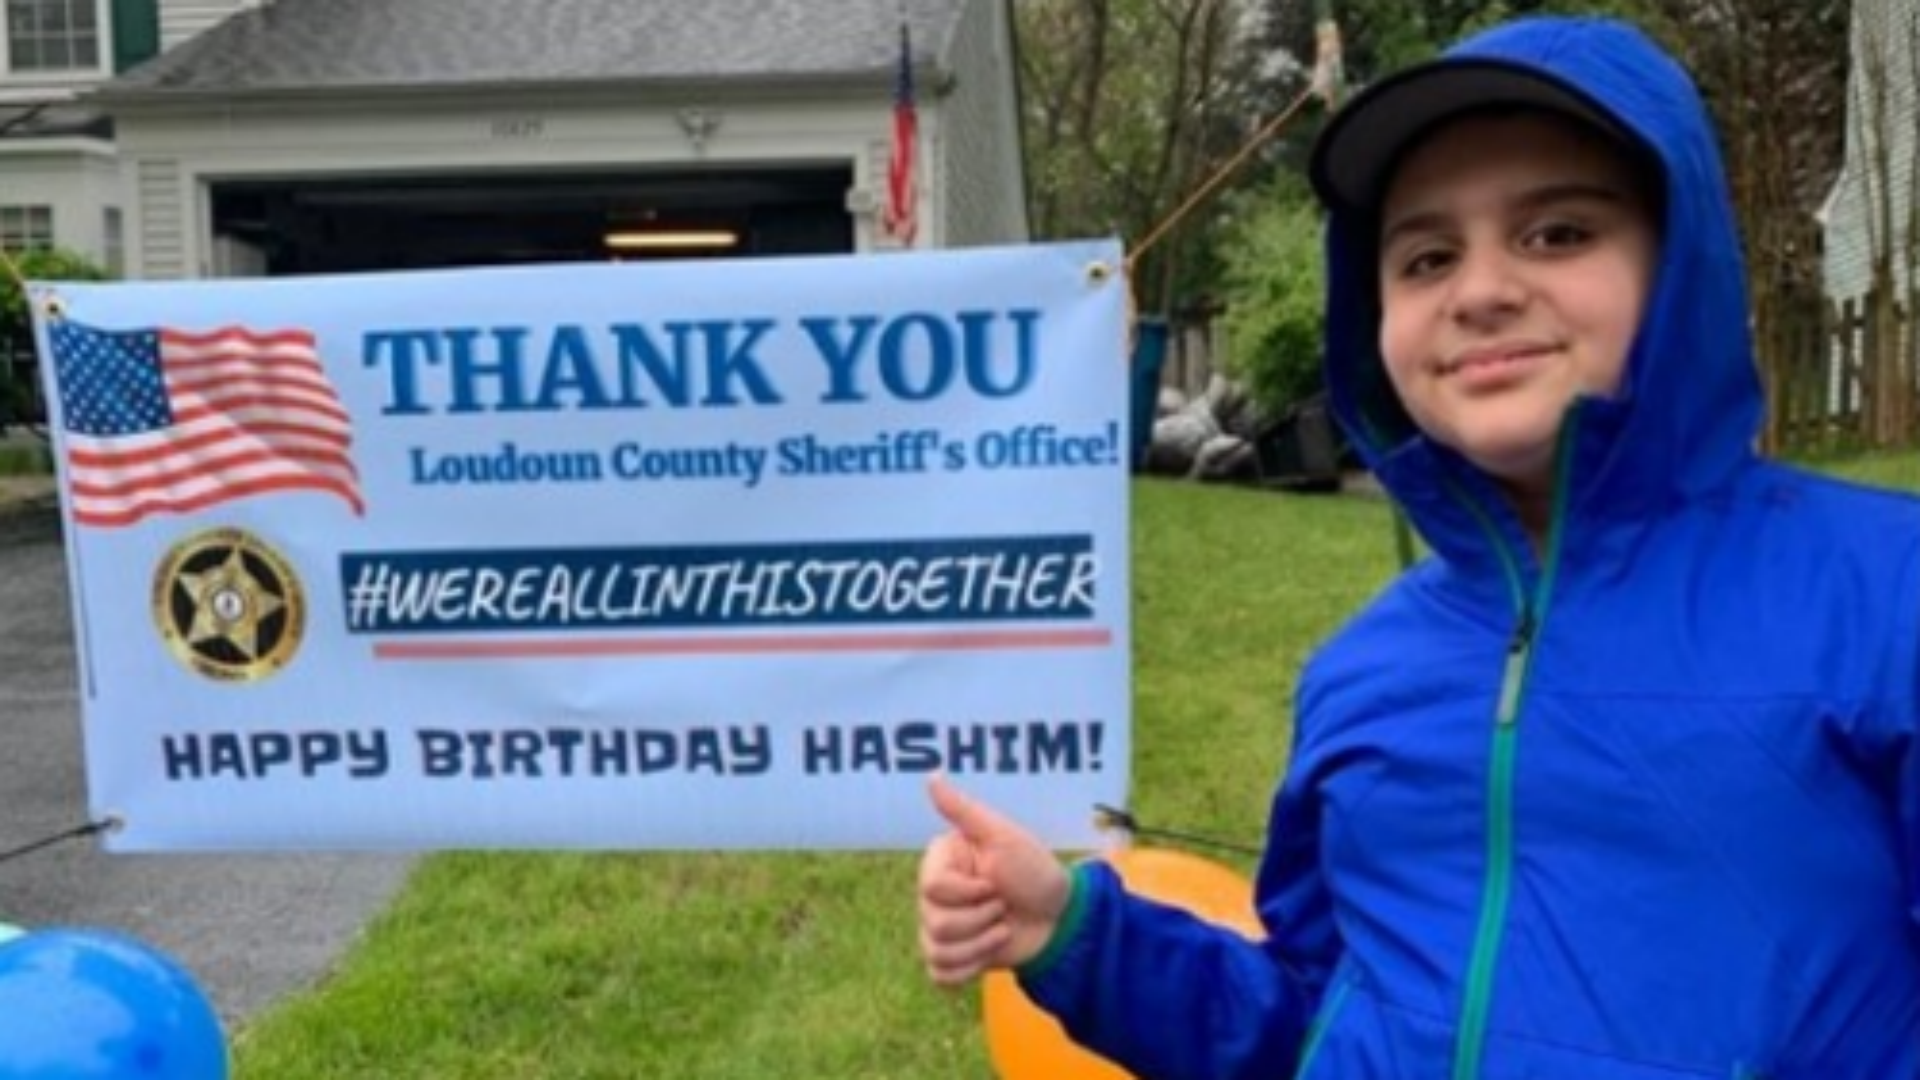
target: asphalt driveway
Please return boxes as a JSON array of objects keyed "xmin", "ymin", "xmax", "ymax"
[{"xmin": 0, "ymin": 493, "xmax": 413, "ymax": 1027}]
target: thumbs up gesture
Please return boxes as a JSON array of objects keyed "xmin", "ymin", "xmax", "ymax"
[{"xmin": 916, "ymin": 775, "xmax": 1073, "ymax": 987}]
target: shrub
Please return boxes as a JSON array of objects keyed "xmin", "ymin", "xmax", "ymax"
[
  {"xmin": 0, "ymin": 248, "xmax": 111, "ymax": 430},
  {"xmin": 1, "ymin": 247, "xmax": 111, "ymax": 338},
  {"xmin": 1218, "ymin": 188, "xmax": 1326, "ymax": 418}
]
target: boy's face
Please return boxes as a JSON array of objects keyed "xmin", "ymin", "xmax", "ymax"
[{"xmin": 1375, "ymin": 111, "xmax": 1659, "ymax": 493}]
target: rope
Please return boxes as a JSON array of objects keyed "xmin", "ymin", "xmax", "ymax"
[
  {"xmin": 0, "ymin": 819, "xmax": 115, "ymax": 866},
  {"xmin": 1093, "ymin": 803, "xmax": 1264, "ymax": 858},
  {"xmin": 1124, "ymin": 83, "xmax": 1321, "ymax": 274}
]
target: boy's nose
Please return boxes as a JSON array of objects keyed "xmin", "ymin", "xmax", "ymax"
[{"xmin": 1445, "ymin": 246, "xmax": 1527, "ymax": 328}]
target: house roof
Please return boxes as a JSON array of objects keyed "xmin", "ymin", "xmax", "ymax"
[{"xmin": 98, "ymin": 0, "xmax": 965, "ymax": 100}]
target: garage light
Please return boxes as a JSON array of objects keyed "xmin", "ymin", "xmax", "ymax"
[{"xmin": 604, "ymin": 230, "xmax": 740, "ymax": 251}]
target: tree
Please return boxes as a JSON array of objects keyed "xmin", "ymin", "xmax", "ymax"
[
  {"xmin": 1632, "ymin": 0, "xmax": 1850, "ymax": 451},
  {"xmin": 1016, "ymin": 0, "xmax": 1276, "ymax": 315},
  {"xmin": 1218, "ymin": 175, "xmax": 1326, "ymax": 414},
  {"xmin": 1252, "ymin": 0, "xmax": 1579, "ymax": 91}
]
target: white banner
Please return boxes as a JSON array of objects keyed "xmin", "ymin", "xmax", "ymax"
[{"xmin": 32, "ymin": 240, "xmax": 1132, "ymax": 852}]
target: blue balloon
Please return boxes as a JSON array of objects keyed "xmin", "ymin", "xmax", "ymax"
[{"xmin": 0, "ymin": 928, "xmax": 228, "ymax": 1078}]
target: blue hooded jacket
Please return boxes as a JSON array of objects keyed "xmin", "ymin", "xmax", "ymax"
[{"xmin": 1021, "ymin": 17, "xmax": 1920, "ymax": 1079}]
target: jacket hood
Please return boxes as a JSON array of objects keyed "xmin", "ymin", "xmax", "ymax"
[{"xmin": 1316, "ymin": 17, "xmax": 1760, "ymax": 592}]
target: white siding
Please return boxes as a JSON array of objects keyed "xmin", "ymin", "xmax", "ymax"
[
  {"xmin": 1822, "ymin": 0, "xmax": 1919, "ymax": 303},
  {"xmin": 114, "ymin": 88, "xmax": 893, "ymax": 278},
  {"xmin": 0, "ymin": 143, "xmax": 123, "ymax": 265},
  {"xmin": 131, "ymin": 157, "xmax": 187, "ymax": 277},
  {"xmin": 935, "ymin": 0, "xmax": 1027, "ymax": 246},
  {"xmin": 159, "ymin": 0, "xmax": 260, "ymax": 50},
  {"xmin": 104, "ymin": 0, "xmax": 1028, "ymax": 276}
]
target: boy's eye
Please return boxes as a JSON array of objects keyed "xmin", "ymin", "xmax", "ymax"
[
  {"xmin": 1522, "ymin": 220, "xmax": 1593, "ymax": 250},
  {"xmin": 1396, "ymin": 247, "xmax": 1456, "ymax": 279}
]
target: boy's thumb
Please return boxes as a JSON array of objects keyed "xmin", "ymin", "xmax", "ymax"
[{"xmin": 928, "ymin": 774, "xmax": 1006, "ymax": 843}]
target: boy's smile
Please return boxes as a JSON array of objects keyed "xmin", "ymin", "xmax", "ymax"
[{"xmin": 1376, "ymin": 111, "xmax": 1660, "ymax": 498}]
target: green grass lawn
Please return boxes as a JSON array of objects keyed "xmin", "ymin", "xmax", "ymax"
[
  {"xmin": 232, "ymin": 455, "xmax": 1915, "ymax": 1078},
  {"xmin": 231, "ymin": 478, "xmax": 1402, "ymax": 1079},
  {"xmin": 1823, "ymin": 448, "xmax": 1920, "ymax": 492}
]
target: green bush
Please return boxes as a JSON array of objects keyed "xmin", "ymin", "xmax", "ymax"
[
  {"xmin": 1218, "ymin": 186, "xmax": 1327, "ymax": 417},
  {"xmin": 1, "ymin": 247, "xmax": 110, "ymax": 336},
  {"xmin": 1, "ymin": 248, "xmax": 111, "ymax": 429}
]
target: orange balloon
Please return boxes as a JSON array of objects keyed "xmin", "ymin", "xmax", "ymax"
[{"xmin": 980, "ymin": 846, "xmax": 1263, "ymax": 1080}]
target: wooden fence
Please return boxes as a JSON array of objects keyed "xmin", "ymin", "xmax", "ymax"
[{"xmin": 1762, "ymin": 288, "xmax": 1919, "ymax": 454}]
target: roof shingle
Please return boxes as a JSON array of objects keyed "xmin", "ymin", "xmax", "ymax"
[{"xmin": 102, "ymin": 0, "xmax": 964, "ymax": 97}]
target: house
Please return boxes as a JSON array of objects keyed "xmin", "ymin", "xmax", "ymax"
[
  {"xmin": 0, "ymin": 0, "xmax": 183, "ymax": 274},
  {"xmin": 1820, "ymin": 0, "xmax": 1917, "ymax": 306},
  {"xmin": 1812, "ymin": 0, "xmax": 1917, "ymax": 439},
  {"xmin": 0, "ymin": 0, "xmax": 1029, "ymax": 279}
]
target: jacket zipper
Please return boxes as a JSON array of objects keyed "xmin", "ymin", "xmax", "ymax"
[
  {"xmin": 1452, "ymin": 607, "xmax": 1534, "ymax": 1079},
  {"xmin": 1448, "ymin": 411, "xmax": 1578, "ymax": 1080}
]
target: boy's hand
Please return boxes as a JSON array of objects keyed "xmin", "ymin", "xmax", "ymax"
[{"xmin": 916, "ymin": 775, "xmax": 1073, "ymax": 986}]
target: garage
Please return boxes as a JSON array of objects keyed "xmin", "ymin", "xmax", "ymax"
[
  {"xmin": 208, "ymin": 164, "xmax": 856, "ymax": 274},
  {"xmin": 90, "ymin": 0, "xmax": 1028, "ymax": 281}
]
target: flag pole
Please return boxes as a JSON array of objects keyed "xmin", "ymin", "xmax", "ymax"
[
  {"xmin": 1124, "ymin": 2, "xmax": 1345, "ymax": 272},
  {"xmin": 35, "ymin": 308, "xmax": 101, "ymax": 699},
  {"xmin": 1309, "ymin": 0, "xmax": 1346, "ymax": 107}
]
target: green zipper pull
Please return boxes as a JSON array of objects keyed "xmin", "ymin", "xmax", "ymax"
[
  {"xmin": 1495, "ymin": 610, "xmax": 1534, "ymax": 726},
  {"xmin": 1454, "ymin": 609, "xmax": 1534, "ymax": 1080}
]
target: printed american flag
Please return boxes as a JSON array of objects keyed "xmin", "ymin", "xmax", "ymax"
[
  {"xmin": 48, "ymin": 321, "xmax": 364, "ymax": 528},
  {"xmin": 881, "ymin": 18, "xmax": 919, "ymax": 245}
]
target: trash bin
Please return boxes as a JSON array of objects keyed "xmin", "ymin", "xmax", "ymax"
[
  {"xmin": 1254, "ymin": 391, "xmax": 1344, "ymax": 492},
  {"xmin": 1129, "ymin": 317, "xmax": 1170, "ymax": 470}
]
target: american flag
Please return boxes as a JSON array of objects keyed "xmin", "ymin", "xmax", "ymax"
[
  {"xmin": 48, "ymin": 321, "xmax": 364, "ymax": 528},
  {"xmin": 881, "ymin": 17, "xmax": 919, "ymax": 245}
]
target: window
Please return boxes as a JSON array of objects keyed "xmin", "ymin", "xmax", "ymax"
[
  {"xmin": 0, "ymin": 205, "xmax": 53, "ymax": 251},
  {"xmin": 102, "ymin": 206, "xmax": 121, "ymax": 275},
  {"xmin": 6, "ymin": 0, "xmax": 100, "ymax": 72}
]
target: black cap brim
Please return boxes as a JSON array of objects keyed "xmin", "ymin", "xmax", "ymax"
[{"xmin": 1309, "ymin": 58, "xmax": 1625, "ymax": 215}]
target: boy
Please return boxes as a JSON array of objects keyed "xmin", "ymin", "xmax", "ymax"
[{"xmin": 917, "ymin": 15, "xmax": 1920, "ymax": 1078}]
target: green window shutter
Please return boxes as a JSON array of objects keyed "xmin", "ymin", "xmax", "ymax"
[{"xmin": 111, "ymin": 0, "xmax": 160, "ymax": 72}]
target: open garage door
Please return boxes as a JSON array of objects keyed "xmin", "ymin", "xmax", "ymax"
[{"xmin": 208, "ymin": 164, "xmax": 855, "ymax": 276}]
